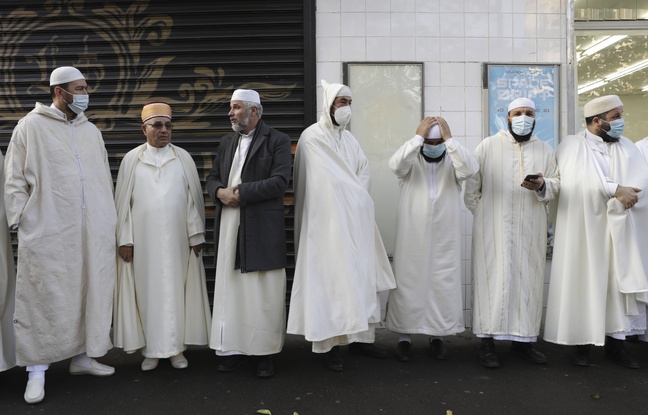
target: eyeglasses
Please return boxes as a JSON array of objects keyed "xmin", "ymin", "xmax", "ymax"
[{"xmin": 144, "ymin": 122, "xmax": 173, "ymax": 130}]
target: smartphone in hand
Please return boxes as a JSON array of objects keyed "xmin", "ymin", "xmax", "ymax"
[{"xmin": 524, "ymin": 174, "xmax": 539, "ymax": 182}]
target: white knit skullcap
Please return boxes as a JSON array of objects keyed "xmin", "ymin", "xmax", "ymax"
[
  {"xmin": 583, "ymin": 95, "xmax": 623, "ymax": 117},
  {"xmin": 231, "ymin": 89, "xmax": 260, "ymax": 104},
  {"xmin": 49, "ymin": 66, "xmax": 85, "ymax": 86},
  {"xmin": 426, "ymin": 125, "xmax": 442, "ymax": 139},
  {"xmin": 507, "ymin": 97, "xmax": 535, "ymax": 112}
]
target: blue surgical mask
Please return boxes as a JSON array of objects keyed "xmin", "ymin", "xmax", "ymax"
[
  {"xmin": 422, "ymin": 143, "xmax": 446, "ymax": 159},
  {"xmin": 604, "ymin": 118, "xmax": 625, "ymax": 138},
  {"xmin": 511, "ymin": 115, "xmax": 534, "ymax": 136},
  {"xmin": 62, "ymin": 89, "xmax": 89, "ymax": 115}
]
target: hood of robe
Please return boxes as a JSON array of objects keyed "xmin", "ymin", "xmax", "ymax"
[
  {"xmin": 32, "ymin": 102, "xmax": 89, "ymax": 126},
  {"xmin": 318, "ymin": 80, "xmax": 349, "ymax": 132}
]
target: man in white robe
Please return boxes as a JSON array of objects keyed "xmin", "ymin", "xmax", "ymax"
[
  {"xmin": 287, "ymin": 80, "xmax": 396, "ymax": 372},
  {"xmin": 636, "ymin": 136, "xmax": 648, "ymax": 160},
  {"xmin": 386, "ymin": 117, "xmax": 478, "ymax": 362},
  {"xmin": 0, "ymin": 152, "xmax": 16, "ymax": 374},
  {"xmin": 464, "ymin": 97, "xmax": 559, "ymax": 368},
  {"xmin": 206, "ymin": 89, "xmax": 291, "ymax": 378},
  {"xmin": 5, "ymin": 66, "xmax": 117, "ymax": 404},
  {"xmin": 114, "ymin": 102, "xmax": 211, "ymax": 371},
  {"xmin": 544, "ymin": 95, "xmax": 648, "ymax": 369}
]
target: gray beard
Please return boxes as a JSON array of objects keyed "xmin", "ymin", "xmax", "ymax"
[{"xmin": 231, "ymin": 114, "xmax": 250, "ymax": 133}]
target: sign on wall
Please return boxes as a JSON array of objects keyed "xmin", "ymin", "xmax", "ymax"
[
  {"xmin": 483, "ymin": 64, "xmax": 560, "ymax": 148},
  {"xmin": 344, "ymin": 62, "xmax": 423, "ymax": 256}
]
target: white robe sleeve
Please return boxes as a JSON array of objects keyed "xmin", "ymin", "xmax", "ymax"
[
  {"xmin": 186, "ymin": 184, "xmax": 205, "ymax": 246},
  {"xmin": 445, "ymin": 138, "xmax": 479, "ymax": 183},
  {"xmin": 388, "ymin": 136, "xmax": 423, "ymax": 181},
  {"xmin": 463, "ymin": 142, "xmax": 485, "ymax": 214},
  {"xmin": 4, "ymin": 125, "xmax": 29, "ymax": 228}
]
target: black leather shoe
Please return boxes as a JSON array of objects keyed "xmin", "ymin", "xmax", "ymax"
[
  {"xmin": 395, "ymin": 341, "xmax": 412, "ymax": 362},
  {"xmin": 511, "ymin": 342, "xmax": 547, "ymax": 364},
  {"xmin": 348, "ymin": 342, "xmax": 388, "ymax": 358},
  {"xmin": 324, "ymin": 346, "xmax": 343, "ymax": 372},
  {"xmin": 256, "ymin": 356, "xmax": 275, "ymax": 378},
  {"xmin": 430, "ymin": 338, "xmax": 448, "ymax": 360},
  {"xmin": 478, "ymin": 338, "xmax": 500, "ymax": 368},
  {"xmin": 605, "ymin": 337, "xmax": 640, "ymax": 369},
  {"xmin": 217, "ymin": 355, "xmax": 248, "ymax": 372},
  {"xmin": 572, "ymin": 345, "xmax": 590, "ymax": 367}
]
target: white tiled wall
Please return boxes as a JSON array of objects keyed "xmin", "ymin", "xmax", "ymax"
[{"xmin": 315, "ymin": 0, "xmax": 570, "ymax": 328}]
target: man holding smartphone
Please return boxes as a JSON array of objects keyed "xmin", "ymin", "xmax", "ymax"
[{"xmin": 464, "ymin": 97, "xmax": 560, "ymax": 368}]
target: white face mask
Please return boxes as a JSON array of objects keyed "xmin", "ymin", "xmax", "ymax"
[
  {"xmin": 333, "ymin": 105, "xmax": 352, "ymax": 125},
  {"xmin": 62, "ymin": 89, "xmax": 89, "ymax": 114},
  {"xmin": 511, "ymin": 115, "xmax": 534, "ymax": 136}
]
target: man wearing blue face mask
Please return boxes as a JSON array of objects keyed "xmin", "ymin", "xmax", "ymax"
[
  {"xmin": 5, "ymin": 66, "xmax": 117, "ymax": 404},
  {"xmin": 545, "ymin": 95, "xmax": 648, "ymax": 369},
  {"xmin": 385, "ymin": 117, "xmax": 478, "ymax": 362},
  {"xmin": 464, "ymin": 97, "xmax": 560, "ymax": 368}
]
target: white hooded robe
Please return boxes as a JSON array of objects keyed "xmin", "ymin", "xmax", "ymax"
[
  {"xmin": 544, "ymin": 132, "xmax": 648, "ymax": 346},
  {"xmin": 287, "ymin": 81, "xmax": 396, "ymax": 352},
  {"xmin": 0, "ymin": 152, "xmax": 16, "ymax": 372},
  {"xmin": 4, "ymin": 103, "xmax": 116, "ymax": 366}
]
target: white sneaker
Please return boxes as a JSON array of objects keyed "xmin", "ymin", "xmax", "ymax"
[
  {"xmin": 141, "ymin": 358, "xmax": 159, "ymax": 371},
  {"xmin": 24, "ymin": 378, "xmax": 45, "ymax": 404},
  {"xmin": 170, "ymin": 353, "xmax": 188, "ymax": 369},
  {"xmin": 69, "ymin": 359, "xmax": 115, "ymax": 376}
]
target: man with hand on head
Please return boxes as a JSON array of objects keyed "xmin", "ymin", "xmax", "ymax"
[
  {"xmin": 545, "ymin": 95, "xmax": 648, "ymax": 369},
  {"xmin": 114, "ymin": 102, "xmax": 211, "ymax": 372},
  {"xmin": 206, "ymin": 89, "xmax": 291, "ymax": 378},
  {"xmin": 5, "ymin": 66, "xmax": 117, "ymax": 404},
  {"xmin": 464, "ymin": 97, "xmax": 559, "ymax": 368},
  {"xmin": 385, "ymin": 116, "xmax": 478, "ymax": 362}
]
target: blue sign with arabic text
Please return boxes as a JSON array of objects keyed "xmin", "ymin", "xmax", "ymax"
[{"xmin": 487, "ymin": 65, "xmax": 559, "ymax": 149}]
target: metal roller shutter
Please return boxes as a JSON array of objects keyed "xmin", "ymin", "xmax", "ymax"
[{"xmin": 0, "ymin": 0, "xmax": 316, "ymax": 305}]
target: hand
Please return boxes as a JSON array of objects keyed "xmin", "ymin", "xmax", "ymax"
[
  {"xmin": 118, "ymin": 245, "xmax": 133, "ymax": 263},
  {"xmin": 435, "ymin": 116, "xmax": 452, "ymax": 141},
  {"xmin": 415, "ymin": 116, "xmax": 437, "ymax": 138},
  {"xmin": 191, "ymin": 243, "xmax": 204, "ymax": 257},
  {"xmin": 217, "ymin": 186, "xmax": 240, "ymax": 207},
  {"xmin": 615, "ymin": 185, "xmax": 641, "ymax": 209},
  {"xmin": 521, "ymin": 172, "xmax": 545, "ymax": 191}
]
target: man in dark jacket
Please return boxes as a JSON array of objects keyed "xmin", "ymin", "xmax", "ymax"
[{"xmin": 206, "ymin": 89, "xmax": 291, "ymax": 378}]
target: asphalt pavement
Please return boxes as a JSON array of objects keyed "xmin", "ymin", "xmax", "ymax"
[{"xmin": 1, "ymin": 330, "xmax": 647, "ymax": 414}]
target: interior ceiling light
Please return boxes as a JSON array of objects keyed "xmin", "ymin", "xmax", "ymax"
[
  {"xmin": 578, "ymin": 35, "xmax": 627, "ymax": 61},
  {"xmin": 578, "ymin": 58, "xmax": 648, "ymax": 94},
  {"xmin": 578, "ymin": 80, "xmax": 607, "ymax": 94}
]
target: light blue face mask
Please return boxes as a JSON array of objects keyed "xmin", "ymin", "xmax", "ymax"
[
  {"xmin": 511, "ymin": 115, "xmax": 534, "ymax": 136},
  {"xmin": 62, "ymin": 89, "xmax": 89, "ymax": 114},
  {"xmin": 604, "ymin": 118, "xmax": 625, "ymax": 138},
  {"xmin": 422, "ymin": 143, "xmax": 446, "ymax": 159}
]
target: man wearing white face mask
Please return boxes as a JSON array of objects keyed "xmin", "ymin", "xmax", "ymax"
[
  {"xmin": 5, "ymin": 66, "xmax": 117, "ymax": 404},
  {"xmin": 464, "ymin": 97, "xmax": 559, "ymax": 368},
  {"xmin": 385, "ymin": 117, "xmax": 478, "ymax": 362},
  {"xmin": 288, "ymin": 80, "xmax": 396, "ymax": 372},
  {"xmin": 544, "ymin": 95, "xmax": 648, "ymax": 369}
]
